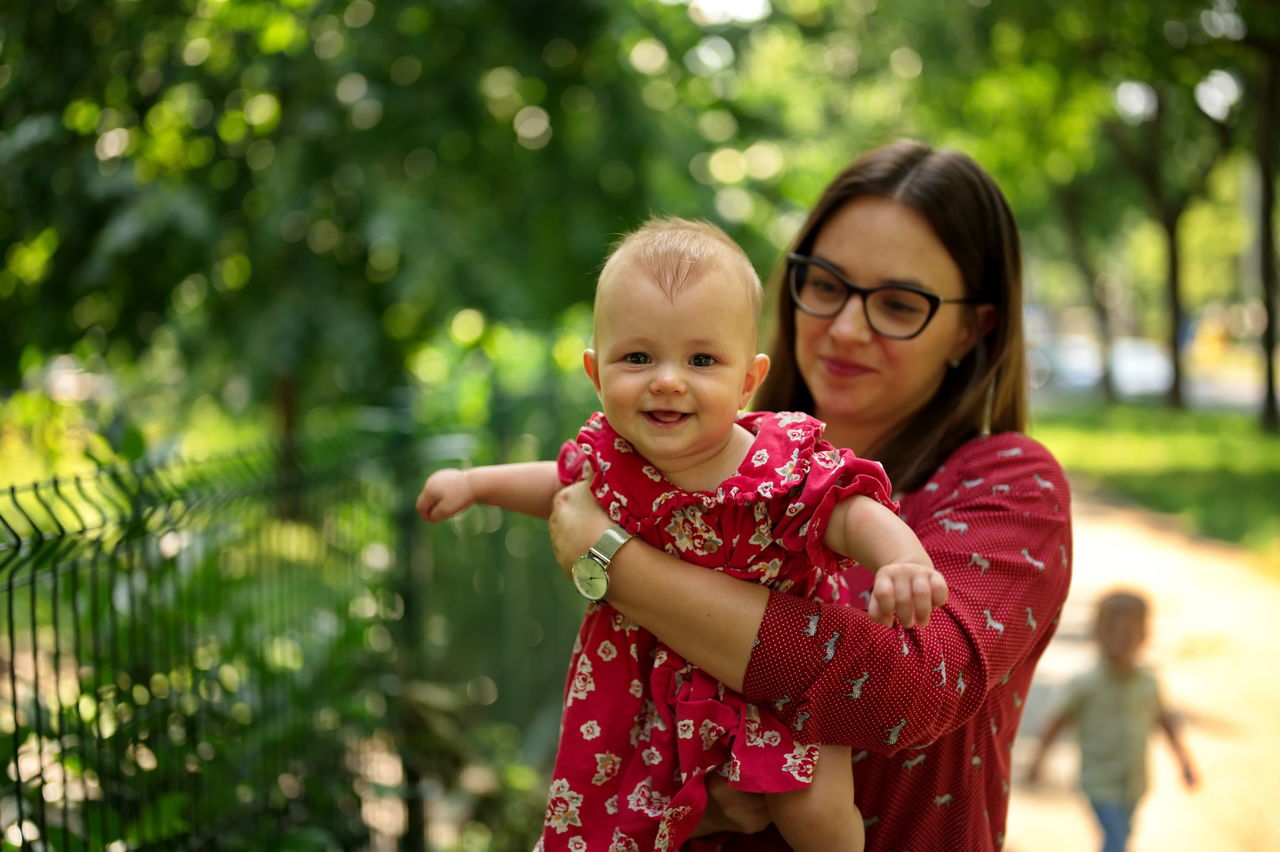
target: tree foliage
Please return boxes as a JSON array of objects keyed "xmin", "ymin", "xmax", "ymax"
[{"xmin": 1, "ymin": 0, "xmax": 1277, "ymax": 456}]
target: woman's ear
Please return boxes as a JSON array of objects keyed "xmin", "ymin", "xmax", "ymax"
[
  {"xmin": 582, "ymin": 350, "xmax": 603, "ymax": 398},
  {"xmin": 739, "ymin": 353, "xmax": 771, "ymax": 408},
  {"xmin": 949, "ymin": 305, "xmax": 997, "ymax": 363}
]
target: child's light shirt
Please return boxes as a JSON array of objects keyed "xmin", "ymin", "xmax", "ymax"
[
  {"xmin": 1063, "ymin": 661, "xmax": 1163, "ymax": 804},
  {"xmin": 537, "ymin": 410, "xmax": 895, "ymax": 851}
]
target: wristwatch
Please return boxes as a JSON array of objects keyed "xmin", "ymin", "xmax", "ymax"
[{"xmin": 571, "ymin": 524, "xmax": 633, "ymax": 602}]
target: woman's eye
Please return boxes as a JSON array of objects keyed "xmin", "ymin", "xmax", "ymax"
[
  {"xmin": 881, "ymin": 295, "xmax": 927, "ymax": 315},
  {"xmin": 690, "ymin": 354, "xmax": 716, "ymax": 368},
  {"xmin": 623, "ymin": 352, "xmax": 651, "ymax": 365},
  {"xmin": 809, "ymin": 278, "xmax": 844, "ymax": 299}
]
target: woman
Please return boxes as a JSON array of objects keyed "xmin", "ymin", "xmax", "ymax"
[{"xmin": 547, "ymin": 139, "xmax": 1072, "ymax": 850}]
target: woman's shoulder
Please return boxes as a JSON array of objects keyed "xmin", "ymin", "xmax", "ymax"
[
  {"xmin": 929, "ymin": 431, "xmax": 1066, "ymax": 490},
  {"xmin": 903, "ymin": 431, "xmax": 1070, "ymax": 522}
]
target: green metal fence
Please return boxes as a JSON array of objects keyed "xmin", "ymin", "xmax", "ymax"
[{"xmin": 1, "ymin": 429, "xmax": 581, "ymax": 850}]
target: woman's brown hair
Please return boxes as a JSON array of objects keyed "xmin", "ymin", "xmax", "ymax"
[{"xmin": 753, "ymin": 139, "xmax": 1027, "ymax": 493}]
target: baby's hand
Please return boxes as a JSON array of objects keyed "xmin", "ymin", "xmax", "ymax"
[
  {"xmin": 867, "ymin": 560, "xmax": 948, "ymax": 629},
  {"xmin": 415, "ymin": 468, "xmax": 476, "ymax": 522}
]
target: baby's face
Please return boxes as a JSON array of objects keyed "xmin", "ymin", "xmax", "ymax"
[{"xmin": 585, "ymin": 263, "xmax": 768, "ymax": 482}]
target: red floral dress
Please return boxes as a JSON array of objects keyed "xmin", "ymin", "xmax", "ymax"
[{"xmin": 536, "ymin": 411, "xmax": 895, "ymax": 851}]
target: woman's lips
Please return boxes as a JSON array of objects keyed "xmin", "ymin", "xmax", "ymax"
[{"xmin": 820, "ymin": 356, "xmax": 872, "ymax": 379}]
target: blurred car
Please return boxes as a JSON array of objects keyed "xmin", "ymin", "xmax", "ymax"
[{"xmin": 1041, "ymin": 335, "xmax": 1173, "ymax": 397}]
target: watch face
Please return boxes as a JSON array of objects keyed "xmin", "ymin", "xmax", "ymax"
[{"xmin": 572, "ymin": 555, "xmax": 609, "ymax": 601}]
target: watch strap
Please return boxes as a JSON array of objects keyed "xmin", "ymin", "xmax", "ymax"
[{"xmin": 589, "ymin": 525, "xmax": 632, "ymax": 564}]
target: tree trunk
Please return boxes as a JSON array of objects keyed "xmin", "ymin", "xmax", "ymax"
[
  {"xmin": 1258, "ymin": 51, "xmax": 1279, "ymax": 432},
  {"xmin": 1058, "ymin": 188, "xmax": 1117, "ymax": 401},
  {"xmin": 1162, "ymin": 211, "xmax": 1186, "ymax": 409},
  {"xmin": 274, "ymin": 372, "xmax": 301, "ymax": 519}
]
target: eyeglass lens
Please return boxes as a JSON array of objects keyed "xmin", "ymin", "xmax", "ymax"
[{"xmin": 790, "ymin": 262, "xmax": 935, "ymax": 338}]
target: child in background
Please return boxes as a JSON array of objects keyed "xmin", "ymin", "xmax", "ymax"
[
  {"xmin": 417, "ymin": 218, "xmax": 948, "ymax": 851},
  {"xmin": 1025, "ymin": 589, "xmax": 1198, "ymax": 852}
]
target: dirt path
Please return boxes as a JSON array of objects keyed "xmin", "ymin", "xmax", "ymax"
[{"xmin": 1003, "ymin": 489, "xmax": 1280, "ymax": 851}]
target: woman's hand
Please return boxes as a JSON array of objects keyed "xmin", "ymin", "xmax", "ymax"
[
  {"xmin": 548, "ymin": 480, "xmax": 613, "ymax": 575},
  {"xmin": 689, "ymin": 775, "xmax": 771, "ymax": 837},
  {"xmin": 549, "ymin": 480, "xmax": 764, "ymax": 690}
]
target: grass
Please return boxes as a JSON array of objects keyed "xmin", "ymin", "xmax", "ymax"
[{"xmin": 1029, "ymin": 401, "xmax": 1280, "ymax": 576}]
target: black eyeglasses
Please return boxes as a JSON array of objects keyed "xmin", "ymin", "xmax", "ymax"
[{"xmin": 787, "ymin": 253, "xmax": 986, "ymax": 340}]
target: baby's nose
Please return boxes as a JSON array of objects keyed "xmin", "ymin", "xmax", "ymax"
[{"xmin": 651, "ymin": 368, "xmax": 686, "ymax": 393}]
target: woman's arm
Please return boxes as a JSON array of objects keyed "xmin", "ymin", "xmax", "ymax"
[
  {"xmin": 548, "ymin": 480, "xmax": 767, "ymax": 692},
  {"xmin": 743, "ymin": 432, "xmax": 1073, "ymax": 750}
]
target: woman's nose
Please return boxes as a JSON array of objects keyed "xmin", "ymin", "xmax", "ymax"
[{"xmin": 828, "ymin": 293, "xmax": 873, "ymax": 342}]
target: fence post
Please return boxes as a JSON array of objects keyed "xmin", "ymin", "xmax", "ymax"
[{"xmin": 388, "ymin": 414, "xmax": 427, "ymax": 852}]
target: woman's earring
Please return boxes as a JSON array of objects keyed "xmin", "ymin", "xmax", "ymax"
[{"xmin": 949, "ymin": 358, "xmax": 961, "ymax": 369}]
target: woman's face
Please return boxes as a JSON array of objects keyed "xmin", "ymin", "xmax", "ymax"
[{"xmin": 794, "ymin": 196, "xmax": 987, "ymax": 453}]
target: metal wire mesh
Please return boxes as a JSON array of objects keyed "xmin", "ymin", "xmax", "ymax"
[
  {"xmin": 2, "ymin": 420, "xmax": 590, "ymax": 850},
  {"xmin": 0, "ymin": 434, "xmax": 403, "ymax": 849}
]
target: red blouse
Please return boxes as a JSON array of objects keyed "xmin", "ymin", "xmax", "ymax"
[{"xmin": 732, "ymin": 431, "xmax": 1073, "ymax": 852}]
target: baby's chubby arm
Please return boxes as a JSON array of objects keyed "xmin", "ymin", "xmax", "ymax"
[
  {"xmin": 416, "ymin": 462, "xmax": 561, "ymax": 522},
  {"xmin": 823, "ymin": 495, "xmax": 948, "ymax": 628}
]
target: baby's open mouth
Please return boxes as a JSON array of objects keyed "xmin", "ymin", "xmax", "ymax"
[{"xmin": 643, "ymin": 410, "xmax": 690, "ymax": 425}]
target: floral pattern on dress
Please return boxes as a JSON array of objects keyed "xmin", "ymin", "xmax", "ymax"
[
  {"xmin": 608, "ymin": 827, "xmax": 639, "ymax": 852},
  {"xmin": 593, "ymin": 752, "xmax": 621, "ymax": 786},
  {"xmin": 545, "ymin": 778, "xmax": 584, "ymax": 834},
  {"xmin": 626, "ymin": 776, "xmax": 671, "ymax": 818},
  {"xmin": 565, "ymin": 655, "xmax": 594, "ymax": 707},
  {"xmin": 781, "ymin": 743, "xmax": 821, "ymax": 783},
  {"xmin": 664, "ymin": 505, "xmax": 723, "ymax": 555}
]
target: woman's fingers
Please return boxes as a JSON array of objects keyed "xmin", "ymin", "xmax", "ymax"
[
  {"xmin": 547, "ymin": 480, "xmax": 611, "ymax": 573},
  {"xmin": 690, "ymin": 775, "xmax": 771, "ymax": 837}
]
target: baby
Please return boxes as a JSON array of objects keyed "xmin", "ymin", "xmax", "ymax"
[{"xmin": 417, "ymin": 217, "xmax": 948, "ymax": 851}]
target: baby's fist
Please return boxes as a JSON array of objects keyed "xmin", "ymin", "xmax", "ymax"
[{"xmin": 415, "ymin": 468, "xmax": 475, "ymax": 522}]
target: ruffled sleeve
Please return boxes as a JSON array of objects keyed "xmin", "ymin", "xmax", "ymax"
[
  {"xmin": 746, "ymin": 412, "xmax": 897, "ymax": 575},
  {"xmin": 554, "ymin": 412, "xmax": 658, "ymax": 536},
  {"xmin": 555, "ymin": 411, "xmax": 610, "ymax": 486},
  {"xmin": 556, "ymin": 440, "xmax": 587, "ymax": 486}
]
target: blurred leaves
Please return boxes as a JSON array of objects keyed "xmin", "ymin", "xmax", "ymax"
[{"xmin": 1, "ymin": 0, "xmax": 1277, "ymax": 465}]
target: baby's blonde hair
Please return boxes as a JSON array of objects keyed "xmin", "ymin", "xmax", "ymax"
[{"xmin": 596, "ymin": 217, "xmax": 762, "ymax": 337}]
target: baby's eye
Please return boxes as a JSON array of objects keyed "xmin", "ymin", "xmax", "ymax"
[
  {"xmin": 624, "ymin": 352, "xmax": 651, "ymax": 365},
  {"xmin": 689, "ymin": 353, "xmax": 716, "ymax": 368}
]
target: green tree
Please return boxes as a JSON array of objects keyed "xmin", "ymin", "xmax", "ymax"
[
  {"xmin": 1219, "ymin": 0, "xmax": 1280, "ymax": 431},
  {"xmin": 0, "ymin": 0, "xmax": 760, "ymax": 444}
]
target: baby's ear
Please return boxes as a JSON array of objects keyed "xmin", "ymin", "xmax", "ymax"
[
  {"xmin": 583, "ymin": 350, "xmax": 603, "ymax": 396},
  {"xmin": 739, "ymin": 353, "xmax": 771, "ymax": 408}
]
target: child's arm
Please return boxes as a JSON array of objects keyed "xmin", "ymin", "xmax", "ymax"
[
  {"xmin": 1024, "ymin": 708, "xmax": 1071, "ymax": 785},
  {"xmin": 823, "ymin": 495, "xmax": 948, "ymax": 628},
  {"xmin": 416, "ymin": 461, "xmax": 561, "ymax": 522},
  {"xmin": 1158, "ymin": 707, "xmax": 1199, "ymax": 788}
]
